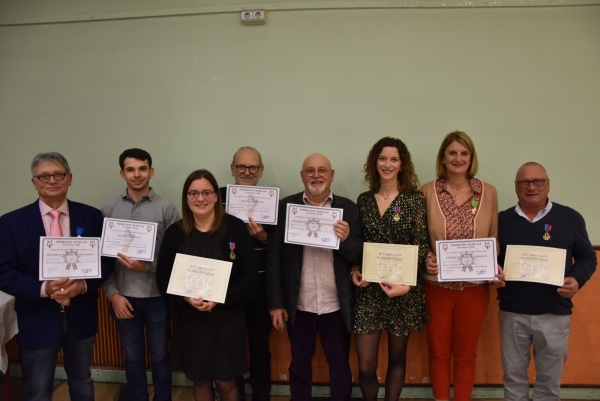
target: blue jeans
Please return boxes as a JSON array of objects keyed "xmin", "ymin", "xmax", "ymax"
[
  {"xmin": 111, "ymin": 296, "xmax": 172, "ymax": 401},
  {"xmin": 21, "ymin": 310, "xmax": 95, "ymax": 401}
]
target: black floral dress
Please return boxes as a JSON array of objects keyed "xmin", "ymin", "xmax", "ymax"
[{"xmin": 352, "ymin": 190, "xmax": 429, "ymax": 336}]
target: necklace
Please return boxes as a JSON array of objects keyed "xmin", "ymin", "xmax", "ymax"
[
  {"xmin": 447, "ymin": 183, "xmax": 470, "ymax": 199},
  {"xmin": 380, "ymin": 191, "xmax": 398, "ymax": 200}
]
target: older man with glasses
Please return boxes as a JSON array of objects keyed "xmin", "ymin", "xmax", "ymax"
[
  {"xmin": 0, "ymin": 152, "xmax": 113, "ymax": 401},
  {"xmin": 496, "ymin": 162, "xmax": 596, "ymax": 401},
  {"xmin": 220, "ymin": 146, "xmax": 272, "ymax": 401},
  {"xmin": 266, "ymin": 153, "xmax": 363, "ymax": 401}
]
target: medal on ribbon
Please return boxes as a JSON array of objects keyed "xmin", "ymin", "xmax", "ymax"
[
  {"xmin": 393, "ymin": 205, "xmax": 401, "ymax": 222},
  {"xmin": 229, "ymin": 242, "xmax": 236, "ymax": 260},
  {"xmin": 471, "ymin": 200, "xmax": 478, "ymax": 215},
  {"xmin": 543, "ymin": 224, "xmax": 552, "ymax": 240}
]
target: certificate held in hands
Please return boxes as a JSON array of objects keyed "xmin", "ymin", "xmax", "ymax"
[
  {"xmin": 225, "ymin": 185, "xmax": 280, "ymax": 225},
  {"xmin": 166, "ymin": 254, "xmax": 233, "ymax": 304},
  {"xmin": 284, "ymin": 204, "xmax": 344, "ymax": 250},
  {"xmin": 436, "ymin": 238, "xmax": 497, "ymax": 282},
  {"xmin": 361, "ymin": 243, "xmax": 419, "ymax": 285},
  {"xmin": 503, "ymin": 245, "xmax": 566, "ymax": 286},
  {"xmin": 39, "ymin": 237, "xmax": 101, "ymax": 280},
  {"xmin": 100, "ymin": 218, "xmax": 158, "ymax": 261}
]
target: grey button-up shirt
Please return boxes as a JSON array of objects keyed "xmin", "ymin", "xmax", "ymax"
[{"xmin": 101, "ymin": 188, "xmax": 180, "ymax": 298}]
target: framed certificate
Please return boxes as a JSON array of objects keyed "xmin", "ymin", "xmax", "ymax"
[
  {"xmin": 436, "ymin": 238, "xmax": 497, "ymax": 282},
  {"xmin": 100, "ymin": 218, "xmax": 158, "ymax": 261},
  {"xmin": 504, "ymin": 245, "xmax": 566, "ymax": 286},
  {"xmin": 362, "ymin": 242, "xmax": 419, "ymax": 285},
  {"xmin": 284, "ymin": 204, "xmax": 343, "ymax": 250},
  {"xmin": 39, "ymin": 237, "xmax": 101, "ymax": 280},
  {"xmin": 225, "ymin": 185, "xmax": 280, "ymax": 225},
  {"xmin": 166, "ymin": 254, "xmax": 233, "ymax": 303}
]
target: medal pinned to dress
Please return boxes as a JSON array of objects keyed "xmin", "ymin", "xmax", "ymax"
[
  {"xmin": 543, "ymin": 224, "xmax": 552, "ymax": 240},
  {"xmin": 229, "ymin": 242, "xmax": 236, "ymax": 260},
  {"xmin": 471, "ymin": 200, "xmax": 478, "ymax": 215},
  {"xmin": 393, "ymin": 205, "xmax": 401, "ymax": 222}
]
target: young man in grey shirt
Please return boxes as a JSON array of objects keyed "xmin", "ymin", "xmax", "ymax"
[{"xmin": 102, "ymin": 148, "xmax": 179, "ymax": 401}]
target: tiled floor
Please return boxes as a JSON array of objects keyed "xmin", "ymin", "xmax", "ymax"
[
  {"xmin": 1, "ymin": 376, "xmax": 512, "ymax": 401},
  {"xmin": 0, "ymin": 377, "xmax": 592, "ymax": 401},
  {"xmin": 0, "ymin": 377, "xmax": 195, "ymax": 401}
]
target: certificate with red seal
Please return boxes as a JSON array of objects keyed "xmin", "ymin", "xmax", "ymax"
[
  {"xmin": 284, "ymin": 204, "xmax": 344, "ymax": 250},
  {"xmin": 39, "ymin": 237, "xmax": 101, "ymax": 280},
  {"xmin": 100, "ymin": 218, "xmax": 158, "ymax": 261},
  {"xmin": 436, "ymin": 238, "xmax": 497, "ymax": 282}
]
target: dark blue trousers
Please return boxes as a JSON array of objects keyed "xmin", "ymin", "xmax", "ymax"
[{"xmin": 287, "ymin": 310, "xmax": 351, "ymax": 401}]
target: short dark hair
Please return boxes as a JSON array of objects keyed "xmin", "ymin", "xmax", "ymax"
[
  {"xmin": 119, "ymin": 148, "xmax": 152, "ymax": 170},
  {"xmin": 180, "ymin": 169, "xmax": 224, "ymax": 235},
  {"xmin": 363, "ymin": 137, "xmax": 419, "ymax": 193}
]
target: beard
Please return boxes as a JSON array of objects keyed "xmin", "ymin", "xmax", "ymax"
[{"xmin": 308, "ymin": 185, "xmax": 326, "ymax": 195}]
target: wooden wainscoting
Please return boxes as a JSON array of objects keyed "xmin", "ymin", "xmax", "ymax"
[{"xmin": 7, "ymin": 249, "xmax": 600, "ymax": 385}]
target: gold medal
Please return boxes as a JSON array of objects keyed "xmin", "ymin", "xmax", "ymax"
[
  {"xmin": 393, "ymin": 206, "xmax": 401, "ymax": 222},
  {"xmin": 229, "ymin": 242, "xmax": 236, "ymax": 260},
  {"xmin": 543, "ymin": 224, "xmax": 552, "ymax": 241}
]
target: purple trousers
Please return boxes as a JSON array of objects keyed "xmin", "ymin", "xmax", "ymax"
[{"xmin": 287, "ymin": 310, "xmax": 352, "ymax": 401}]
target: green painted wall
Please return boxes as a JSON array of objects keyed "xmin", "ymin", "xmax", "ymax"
[{"xmin": 1, "ymin": 3, "xmax": 599, "ymax": 241}]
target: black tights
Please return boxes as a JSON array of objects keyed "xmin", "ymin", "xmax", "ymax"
[
  {"xmin": 193, "ymin": 379, "xmax": 239, "ymax": 401},
  {"xmin": 355, "ymin": 331, "xmax": 410, "ymax": 401}
]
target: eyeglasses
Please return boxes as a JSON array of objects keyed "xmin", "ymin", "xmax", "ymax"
[
  {"xmin": 235, "ymin": 165, "xmax": 261, "ymax": 174},
  {"xmin": 34, "ymin": 172, "xmax": 68, "ymax": 183},
  {"xmin": 515, "ymin": 179, "xmax": 547, "ymax": 188},
  {"xmin": 303, "ymin": 168, "xmax": 330, "ymax": 177},
  {"xmin": 187, "ymin": 190, "xmax": 216, "ymax": 200}
]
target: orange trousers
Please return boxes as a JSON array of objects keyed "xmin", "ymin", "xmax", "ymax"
[{"xmin": 424, "ymin": 282, "xmax": 490, "ymax": 401}]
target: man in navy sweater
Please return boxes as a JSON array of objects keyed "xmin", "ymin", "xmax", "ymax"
[{"xmin": 497, "ymin": 162, "xmax": 596, "ymax": 401}]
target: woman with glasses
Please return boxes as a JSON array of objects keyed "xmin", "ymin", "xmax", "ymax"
[
  {"xmin": 421, "ymin": 131, "xmax": 503, "ymax": 401},
  {"xmin": 156, "ymin": 169, "xmax": 257, "ymax": 401},
  {"xmin": 350, "ymin": 137, "xmax": 429, "ymax": 401}
]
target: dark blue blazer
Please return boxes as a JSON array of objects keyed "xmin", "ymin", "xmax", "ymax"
[{"xmin": 0, "ymin": 200, "xmax": 113, "ymax": 350}]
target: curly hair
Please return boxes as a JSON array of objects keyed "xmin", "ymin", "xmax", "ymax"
[{"xmin": 363, "ymin": 137, "xmax": 420, "ymax": 193}]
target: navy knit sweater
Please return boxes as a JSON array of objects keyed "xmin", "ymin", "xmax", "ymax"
[{"xmin": 497, "ymin": 202, "xmax": 596, "ymax": 315}]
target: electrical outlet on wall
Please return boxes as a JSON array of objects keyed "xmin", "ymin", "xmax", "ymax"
[{"xmin": 241, "ymin": 9, "xmax": 266, "ymax": 25}]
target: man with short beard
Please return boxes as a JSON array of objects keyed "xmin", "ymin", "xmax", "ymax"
[{"xmin": 266, "ymin": 153, "xmax": 363, "ymax": 401}]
